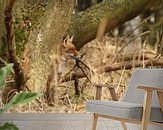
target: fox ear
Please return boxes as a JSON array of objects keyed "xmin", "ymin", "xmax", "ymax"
[
  {"xmin": 63, "ymin": 35, "xmax": 69, "ymax": 46},
  {"xmin": 69, "ymin": 35, "xmax": 74, "ymax": 43}
]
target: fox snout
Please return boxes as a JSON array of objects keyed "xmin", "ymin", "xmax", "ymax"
[
  {"xmin": 72, "ymin": 49, "xmax": 81, "ymax": 59},
  {"xmin": 75, "ymin": 53, "xmax": 81, "ymax": 59},
  {"xmin": 67, "ymin": 49, "xmax": 81, "ymax": 60}
]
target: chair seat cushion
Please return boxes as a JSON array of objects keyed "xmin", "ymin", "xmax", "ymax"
[{"xmin": 86, "ymin": 100, "xmax": 163, "ymax": 123}]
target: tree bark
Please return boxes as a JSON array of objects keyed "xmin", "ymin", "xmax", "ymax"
[
  {"xmin": 4, "ymin": 0, "xmax": 25, "ymax": 91},
  {"xmin": 0, "ymin": 1, "xmax": 6, "ymax": 52},
  {"xmin": 24, "ymin": 0, "xmax": 75, "ymax": 91},
  {"xmin": 66, "ymin": 0, "xmax": 161, "ymax": 50}
]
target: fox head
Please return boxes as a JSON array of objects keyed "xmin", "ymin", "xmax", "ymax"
[{"xmin": 60, "ymin": 35, "xmax": 81, "ymax": 60}]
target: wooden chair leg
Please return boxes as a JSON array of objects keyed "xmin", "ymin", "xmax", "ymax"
[
  {"xmin": 108, "ymin": 87, "xmax": 118, "ymax": 101},
  {"xmin": 157, "ymin": 91, "xmax": 163, "ymax": 114},
  {"xmin": 92, "ymin": 113, "xmax": 98, "ymax": 130},
  {"xmin": 141, "ymin": 90, "xmax": 152, "ymax": 130},
  {"xmin": 95, "ymin": 86, "xmax": 102, "ymax": 100},
  {"xmin": 121, "ymin": 121, "xmax": 127, "ymax": 130}
]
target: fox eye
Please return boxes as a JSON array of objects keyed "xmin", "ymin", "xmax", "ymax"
[{"xmin": 68, "ymin": 48, "xmax": 74, "ymax": 52}]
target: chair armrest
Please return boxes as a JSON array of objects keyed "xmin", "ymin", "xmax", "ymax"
[
  {"xmin": 137, "ymin": 86, "xmax": 163, "ymax": 121},
  {"xmin": 91, "ymin": 83, "xmax": 115, "ymax": 88},
  {"xmin": 136, "ymin": 86, "xmax": 163, "ymax": 92},
  {"xmin": 91, "ymin": 83, "xmax": 118, "ymax": 101}
]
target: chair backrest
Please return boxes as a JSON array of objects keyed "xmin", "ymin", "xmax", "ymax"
[{"xmin": 123, "ymin": 68, "xmax": 163, "ymax": 107}]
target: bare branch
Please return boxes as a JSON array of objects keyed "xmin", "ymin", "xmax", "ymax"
[{"xmin": 61, "ymin": 57, "xmax": 163, "ymax": 82}]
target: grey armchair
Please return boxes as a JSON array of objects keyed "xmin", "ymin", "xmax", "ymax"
[{"xmin": 86, "ymin": 69, "xmax": 163, "ymax": 130}]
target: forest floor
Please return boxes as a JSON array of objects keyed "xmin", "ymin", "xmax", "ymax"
[{"xmin": 1, "ymin": 36, "xmax": 156, "ymax": 113}]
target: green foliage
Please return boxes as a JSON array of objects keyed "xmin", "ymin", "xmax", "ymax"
[
  {"xmin": 0, "ymin": 64, "xmax": 41, "ymax": 113},
  {"xmin": 0, "ymin": 92, "xmax": 41, "ymax": 113},
  {"xmin": 0, "ymin": 64, "xmax": 41, "ymax": 130},
  {"xmin": 0, "ymin": 64, "xmax": 14, "ymax": 88},
  {"xmin": 0, "ymin": 123, "xmax": 19, "ymax": 130}
]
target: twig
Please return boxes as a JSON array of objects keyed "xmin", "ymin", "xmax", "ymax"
[
  {"xmin": 60, "ymin": 54, "xmax": 88, "ymax": 83},
  {"xmin": 60, "ymin": 64, "xmax": 76, "ymax": 83},
  {"xmin": 70, "ymin": 56, "xmax": 93, "ymax": 71},
  {"xmin": 158, "ymin": 31, "xmax": 163, "ymax": 54},
  {"xmin": 66, "ymin": 94, "xmax": 72, "ymax": 108},
  {"xmin": 6, "ymin": 80, "xmax": 14, "ymax": 83},
  {"xmin": 70, "ymin": 56, "xmax": 93, "ymax": 83},
  {"xmin": 124, "ymin": 16, "xmax": 152, "ymax": 38},
  {"xmin": 61, "ymin": 58, "xmax": 163, "ymax": 82},
  {"xmin": 113, "ymin": 31, "xmax": 150, "ymax": 63},
  {"xmin": 0, "ymin": 57, "xmax": 7, "ymax": 65},
  {"xmin": 33, "ymin": 101, "xmax": 45, "ymax": 113}
]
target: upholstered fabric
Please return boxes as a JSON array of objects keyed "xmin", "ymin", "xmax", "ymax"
[
  {"xmin": 124, "ymin": 69, "xmax": 163, "ymax": 106},
  {"xmin": 86, "ymin": 69, "xmax": 163, "ymax": 123},
  {"xmin": 86, "ymin": 100, "xmax": 163, "ymax": 122}
]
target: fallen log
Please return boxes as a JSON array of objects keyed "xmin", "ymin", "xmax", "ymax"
[{"xmin": 61, "ymin": 58, "xmax": 163, "ymax": 82}]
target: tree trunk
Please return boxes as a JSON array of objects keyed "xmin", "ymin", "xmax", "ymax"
[
  {"xmin": 66, "ymin": 0, "xmax": 161, "ymax": 50},
  {"xmin": 4, "ymin": 0, "xmax": 25, "ymax": 91},
  {"xmin": 24, "ymin": 0, "xmax": 75, "ymax": 92},
  {"xmin": 0, "ymin": 1, "xmax": 7, "ymax": 59}
]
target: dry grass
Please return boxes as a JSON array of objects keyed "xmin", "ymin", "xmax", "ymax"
[{"xmin": 1, "ymin": 35, "xmax": 158, "ymax": 113}]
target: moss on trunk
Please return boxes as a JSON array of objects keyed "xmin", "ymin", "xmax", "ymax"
[
  {"xmin": 66, "ymin": 0, "xmax": 161, "ymax": 50},
  {"xmin": 24, "ymin": 0, "xmax": 75, "ymax": 91}
]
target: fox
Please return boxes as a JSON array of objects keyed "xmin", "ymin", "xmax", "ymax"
[{"xmin": 45, "ymin": 35, "xmax": 81, "ymax": 106}]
